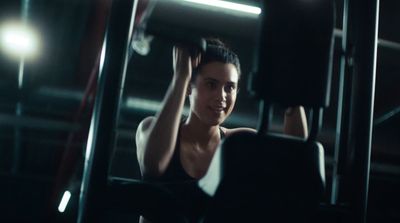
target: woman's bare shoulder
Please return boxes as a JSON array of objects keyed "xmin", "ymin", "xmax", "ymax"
[
  {"xmin": 135, "ymin": 116, "xmax": 156, "ymax": 143},
  {"xmin": 137, "ymin": 116, "xmax": 156, "ymax": 131},
  {"xmin": 220, "ymin": 126, "xmax": 257, "ymax": 137}
]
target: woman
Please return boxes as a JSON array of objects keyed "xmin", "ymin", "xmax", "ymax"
[{"xmin": 135, "ymin": 39, "xmax": 308, "ymax": 222}]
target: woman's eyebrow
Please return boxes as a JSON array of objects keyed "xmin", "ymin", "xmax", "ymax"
[
  {"xmin": 203, "ymin": 77, "xmax": 237, "ymax": 86},
  {"xmin": 203, "ymin": 77, "xmax": 219, "ymax": 83}
]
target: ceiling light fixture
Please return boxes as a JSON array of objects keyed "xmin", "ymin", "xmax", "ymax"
[
  {"xmin": 183, "ymin": 0, "xmax": 261, "ymax": 15},
  {"xmin": 0, "ymin": 22, "xmax": 39, "ymax": 58}
]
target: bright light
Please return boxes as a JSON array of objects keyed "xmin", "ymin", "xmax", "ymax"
[
  {"xmin": 58, "ymin": 190, "xmax": 71, "ymax": 213},
  {"xmin": 1, "ymin": 22, "xmax": 39, "ymax": 58},
  {"xmin": 183, "ymin": 0, "xmax": 261, "ymax": 15}
]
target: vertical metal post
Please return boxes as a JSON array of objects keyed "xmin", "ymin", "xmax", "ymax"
[
  {"xmin": 77, "ymin": 0, "xmax": 138, "ymax": 222},
  {"xmin": 346, "ymin": 0, "xmax": 380, "ymax": 222},
  {"xmin": 12, "ymin": 0, "xmax": 31, "ymax": 174},
  {"xmin": 331, "ymin": 0, "xmax": 352, "ymax": 205}
]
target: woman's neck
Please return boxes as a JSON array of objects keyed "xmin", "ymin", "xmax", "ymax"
[{"xmin": 183, "ymin": 114, "xmax": 220, "ymax": 146}]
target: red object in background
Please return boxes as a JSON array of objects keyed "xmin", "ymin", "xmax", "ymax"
[{"xmin": 48, "ymin": 0, "xmax": 153, "ymax": 221}]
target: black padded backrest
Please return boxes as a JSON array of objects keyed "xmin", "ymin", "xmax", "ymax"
[
  {"xmin": 107, "ymin": 179, "xmax": 211, "ymax": 223},
  {"xmin": 206, "ymin": 131, "xmax": 325, "ymax": 223},
  {"xmin": 107, "ymin": 179, "xmax": 189, "ymax": 223},
  {"xmin": 250, "ymin": 0, "xmax": 335, "ymax": 107},
  {"xmin": 204, "ymin": 2, "xmax": 335, "ymax": 222}
]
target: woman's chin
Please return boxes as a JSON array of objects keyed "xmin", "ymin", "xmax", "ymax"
[{"xmin": 206, "ymin": 116, "xmax": 226, "ymax": 126}]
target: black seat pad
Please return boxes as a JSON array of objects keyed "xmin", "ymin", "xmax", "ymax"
[{"xmin": 205, "ymin": 131, "xmax": 325, "ymax": 223}]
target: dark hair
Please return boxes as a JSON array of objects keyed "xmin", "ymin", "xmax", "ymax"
[{"xmin": 192, "ymin": 38, "xmax": 241, "ymax": 82}]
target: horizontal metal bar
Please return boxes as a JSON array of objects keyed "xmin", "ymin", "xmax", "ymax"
[
  {"xmin": 0, "ymin": 134, "xmax": 83, "ymax": 147},
  {"xmin": 378, "ymin": 38, "xmax": 400, "ymax": 51},
  {"xmin": 325, "ymin": 156, "xmax": 400, "ymax": 176},
  {"xmin": 373, "ymin": 106, "xmax": 400, "ymax": 126},
  {"xmin": 0, "ymin": 113, "xmax": 80, "ymax": 132},
  {"xmin": 334, "ymin": 28, "xmax": 400, "ymax": 51}
]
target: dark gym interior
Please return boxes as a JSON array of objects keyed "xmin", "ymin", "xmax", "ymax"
[{"xmin": 0, "ymin": 0, "xmax": 399, "ymax": 222}]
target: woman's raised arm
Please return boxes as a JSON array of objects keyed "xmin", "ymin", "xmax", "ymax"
[{"xmin": 135, "ymin": 46, "xmax": 200, "ymax": 178}]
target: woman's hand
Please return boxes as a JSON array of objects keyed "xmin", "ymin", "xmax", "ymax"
[
  {"xmin": 172, "ymin": 46, "xmax": 201, "ymax": 81},
  {"xmin": 283, "ymin": 106, "xmax": 309, "ymax": 138}
]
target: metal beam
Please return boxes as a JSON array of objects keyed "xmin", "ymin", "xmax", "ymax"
[
  {"xmin": 77, "ymin": 0, "xmax": 138, "ymax": 222},
  {"xmin": 346, "ymin": 0, "xmax": 380, "ymax": 222},
  {"xmin": 334, "ymin": 28, "xmax": 400, "ymax": 51},
  {"xmin": 0, "ymin": 113, "xmax": 80, "ymax": 132}
]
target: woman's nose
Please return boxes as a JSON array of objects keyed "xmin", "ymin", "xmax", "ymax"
[{"xmin": 216, "ymin": 87, "xmax": 227, "ymax": 101}]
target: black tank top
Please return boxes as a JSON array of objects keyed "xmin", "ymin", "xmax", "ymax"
[
  {"xmin": 141, "ymin": 124, "xmax": 225, "ymax": 221},
  {"xmin": 158, "ymin": 125, "xmax": 225, "ymax": 182}
]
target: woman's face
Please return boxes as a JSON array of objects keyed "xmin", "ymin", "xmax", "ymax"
[{"xmin": 189, "ymin": 61, "xmax": 239, "ymax": 126}]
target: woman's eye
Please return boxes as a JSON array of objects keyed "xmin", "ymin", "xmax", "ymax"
[{"xmin": 225, "ymin": 85, "xmax": 236, "ymax": 93}]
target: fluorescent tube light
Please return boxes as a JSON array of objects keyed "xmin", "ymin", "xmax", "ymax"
[
  {"xmin": 58, "ymin": 190, "xmax": 71, "ymax": 213},
  {"xmin": 183, "ymin": 0, "xmax": 261, "ymax": 15}
]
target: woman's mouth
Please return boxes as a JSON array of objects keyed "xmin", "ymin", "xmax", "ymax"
[{"xmin": 210, "ymin": 106, "xmax": 225, "ymax": 114}]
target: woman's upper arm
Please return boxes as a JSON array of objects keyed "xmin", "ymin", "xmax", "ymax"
[
  {"xmin": 135, "ymin": 116, "xmax": 155, "ymax": 168},
  {"xmin": 223, "ymin": 127, "xmax": 257, "ymax": 137}
]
